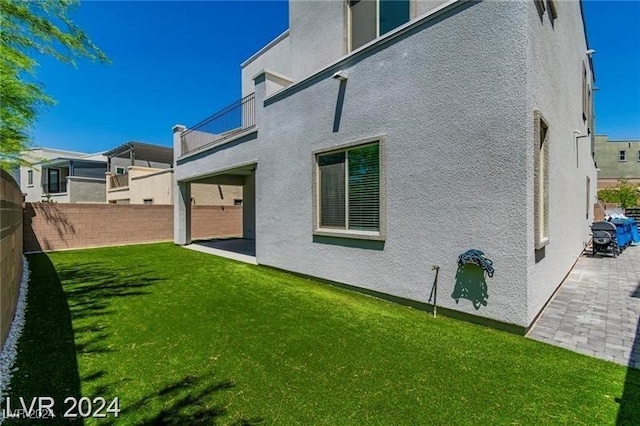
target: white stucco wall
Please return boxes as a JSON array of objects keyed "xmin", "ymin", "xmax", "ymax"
[
  {"xmin": 524, "ymin": 0, "xmax": 597, "ymax": 323},
  {"xmin": 20, "ymin": 148, "xmax": 87, "ymax": 202}
]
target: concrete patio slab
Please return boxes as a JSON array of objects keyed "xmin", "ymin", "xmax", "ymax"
[
  {"xmin": 185, "ymin": 238, "xmax": 257, "ymax": 265},
  {"xmin": 528, "ymin": 244, "xmax": 640, "ymax": 368}
]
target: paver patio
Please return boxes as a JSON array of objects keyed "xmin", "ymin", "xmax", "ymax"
[{"xmin": 528, "ymin": 244, "xmax": 640, "ymax": 368}]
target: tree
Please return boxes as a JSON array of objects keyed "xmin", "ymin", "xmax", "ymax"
[
  {"xmin": 598, "ymin": 179, "xmax": 640, "ymax": 209},
  {"xmin": 0, "ymin": 0, "xmax": 108, "ymax": 170}
]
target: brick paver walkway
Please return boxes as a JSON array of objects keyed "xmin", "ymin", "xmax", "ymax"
[{"xmin": 528, "ymin": 245, "xmax": 640, "ymax": 368}]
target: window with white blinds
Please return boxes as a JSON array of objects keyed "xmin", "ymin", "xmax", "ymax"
[{"xmin": 317, "ymin": 142, "xmax": 380, "ymax": 233}]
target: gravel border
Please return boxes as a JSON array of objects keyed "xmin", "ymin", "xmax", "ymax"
[{"xmin": 0, "ymin": 256, "xmax": 30, "ymax": 421}]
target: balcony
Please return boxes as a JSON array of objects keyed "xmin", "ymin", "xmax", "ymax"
[
  {"xmin": 109, "ymin": 173, "xmax": 129, "ymax": 189},
  {"xmin": 43, "ymin": 181, "xmax": 67, "ymax": 194},
  {"xmin": 181, "ymin": 93, "xmax": 255, "ymax": 156}
]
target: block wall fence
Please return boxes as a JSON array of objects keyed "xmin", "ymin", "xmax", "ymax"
[
  {"xmin": 1, "ymin": 170, "xmax": 24, "ymax": 349},
  {"xmin": 23, "ymin": 203, "xmax": 242, "ymax": 253}
]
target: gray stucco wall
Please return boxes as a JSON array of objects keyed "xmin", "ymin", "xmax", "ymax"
[
  {"xmin": 68, "ymin": 177, "xmax": 106, "ymax": 203},
  {"xmin": 241, "ymin": 32, "xmax": 292, "ymax": 97},
  {"xmin": 176, "ymin": 0, "xmax": 595, "ymax": 330},
  {"xmin": 415, "ymin": 0, "xmax": 454, "ymax": 17},
  {"xmin": 594, "ymin": 135, "xmax": 640, "ymax": 179},
  {"xmin": 525, "ymin": 0, "xmax": 597, "ymax": 323},
  {"xmin": 289, "ymin": 0, "xmax": 346, "ymax": 80},
  {"xmin": 178, "ymin": 0, "xmax": 532, "ymax": 327},
  {"xmin": 240, "ymin": 1, "xmax": 456, "ymax": 98}
]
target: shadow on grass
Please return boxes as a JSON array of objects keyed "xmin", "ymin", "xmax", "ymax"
[
  {"xmin": 93, "ymin": 374, "xmax": 264, "ymax": 426},
  {"xmin": 7, "ymin": 254, "xmax": 164, "ymax": 424},
  {"xmin": 53, "ymin": 261, "xmax": 162, "ymax": 355},
  {"xmin": 7, "ymin": 254, "xmax": 83, "ymax": 425}
]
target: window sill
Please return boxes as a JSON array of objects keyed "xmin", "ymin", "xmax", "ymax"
[
  {"xmin": 535, "ymin": 236, "xmax": 549, "ymax": 250},
  {"xmin": 313, "ymin": 228, "xmax": 385, "ymax": 242}
]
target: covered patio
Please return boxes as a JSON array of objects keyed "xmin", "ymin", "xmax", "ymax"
[{"xmin": 175, "ymin": 162, "xmax": 256, "ymax": 263}]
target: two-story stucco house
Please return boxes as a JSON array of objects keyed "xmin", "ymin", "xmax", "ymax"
[
  {"xmin": 106, "ymin": 141, "xmax": 243, "ymax": 205},
  {"xmin": 172, "ymin": 0, "xmax": 597, "ymax": 333},
  {"xmin": 594, "ymin": 135, "xmax": 640, "ymax": 189},
  {"xmin": 18, "ymin": 147, "xmax": 108, "ymax": 203}
]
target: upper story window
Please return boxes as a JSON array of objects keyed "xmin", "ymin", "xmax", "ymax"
[
  {"xmin": 349, "ymin": 0, "xmax": 410, "ymax": 51},
  {"xmin": 637, "ymin": 150, "xmax": 640, "ymax": 162},
  {"xmin": 619, "ymin": 150, "xmax": 627, "ymax": 162},
  {"xmin": 27, "ymin": 170, "xmax": 33, "ymax": 186},
  {"xmin": 115, "ymin": 166, "xmax": 126, "ymax": 175}
]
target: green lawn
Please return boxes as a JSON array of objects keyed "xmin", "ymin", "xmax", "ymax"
[{"xmin": 8, "ymin": 243, "xmax": 639, "ymax": 424}]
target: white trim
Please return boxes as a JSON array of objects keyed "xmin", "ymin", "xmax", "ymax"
[
  {"xmin": 66, "ymin": 176, "xmax": 106, "ymax": 182},
  {"xmin": 241, "ymin": 30, "xmax": 290, "ymax": 68},
  {"xmin": 251, "ymin": 68, "xmax": 294, "ymax": 84}
]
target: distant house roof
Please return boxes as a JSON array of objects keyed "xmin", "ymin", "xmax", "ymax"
[
  {"xmin": 105, "ymin": 141, "xmax": 173, "ymax": 165},
  {"xmin": 44, "ymin": 157, "xmax": 107, "ymax": 167}
]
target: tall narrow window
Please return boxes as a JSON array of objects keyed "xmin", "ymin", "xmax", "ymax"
[
  {"xmin": 349, "ymin": 0, "xmax": 410, "ymax": 51},
  {"xmin": 318, "ymin": 152, "xmax": 346, "ymax": 228},
  {"xmin": 27, "ymin": 170, "xmax": 33, "ymax": 186},
  {"xmin": 586, "ymin": 176, "xmax": 590, "ymax": 220},
  {"xmin": 534, "ymin": 111, "xmax": 549, "ymax": 249},
  {"xmin": 582, "ymin": 63, "xmax": 587, "ymax": 121},
  {"xmin": 47, "ymin": 169, "xmax": 60, "ymax": 193},
  {"xmin": 315, "ymin": 140, "xmax": 383, "ymax": 238}
]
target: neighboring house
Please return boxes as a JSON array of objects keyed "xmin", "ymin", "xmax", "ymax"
[
  {"xmin": 19, "ymin": 147, "xmax": 107, "ymax": 203},
  {"xmin": 106, "ymin": 141, "xmax": 242, "ymax": 205},
  {"xmin": 594, "ymin": 135, "xmax": 640, "ymax": 189},
  {"xmin": 172, "ymin": 0, "xmax": 596, "ymax": 333}
]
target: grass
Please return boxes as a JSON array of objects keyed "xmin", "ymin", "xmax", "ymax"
[{"xmin": 7, "ymin": 243, "xmax": 639, "ymax": 424}]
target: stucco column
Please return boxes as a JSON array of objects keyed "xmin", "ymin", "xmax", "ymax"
[
  {"xmin": 172, "ymin": 124, "xmax": 186, "ymax": 162},
  {"xmin": 172, "ymin": 124, "xmax": 191, "ymax": 245},
  {"xmin": 174, "ymin": 181, "xmax": 191, "ymax": 245},
  {"xmin": 252, "ymin": 71, "xmax": 267, "ymax": 129},
  {"xmin": 243, "ymin": 171, "xmax": 256, "ymax": 240}
]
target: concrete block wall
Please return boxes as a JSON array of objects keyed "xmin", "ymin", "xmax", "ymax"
[
  {"xmin": 1, "ymin": 170, "xmax": 24, "ymax": 349},
  {"xmin": 23, "ymin": 203, "xmax": 242, "ymax": 252}
]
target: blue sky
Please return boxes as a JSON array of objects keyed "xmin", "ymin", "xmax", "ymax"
[{"xmin": 30, "ymin": 1, "xmax": 640, "ymax": 153}]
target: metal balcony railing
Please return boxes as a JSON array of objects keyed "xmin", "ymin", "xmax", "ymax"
[
  {"xmin": 109, "ymin": 173, "xmax": 129, "ymax": 189},
  {"xmin": 43, "ymin": 181, "xmax": 67, "ymax": 194},
  {"xmin": 181, "ymin": 93, "xmax": 255, "ymax": 156}
]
